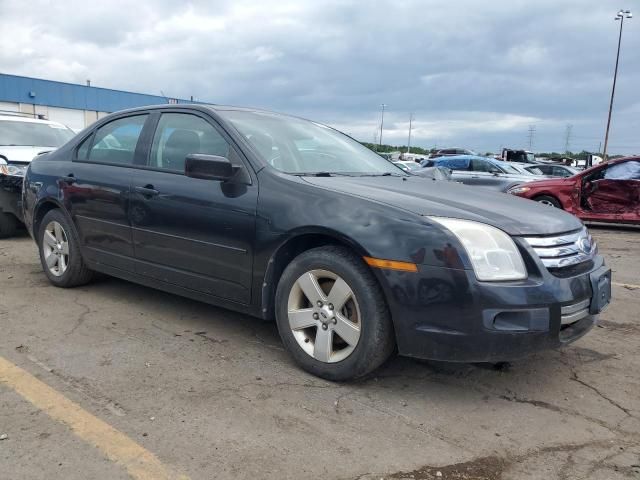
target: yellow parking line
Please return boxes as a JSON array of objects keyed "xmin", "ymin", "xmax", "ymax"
[
  {"xmin": 612, "ymin": 281, "xmax": 640, "ymax": 290},
  {"xmin": 0, "ymin": 356, "xmax": 189, "ymax": 480}
]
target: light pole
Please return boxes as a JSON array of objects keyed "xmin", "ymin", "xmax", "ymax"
[
  {"xmin": 603, "ymin": 9, "xmax": 632, "ymax": 161},
  {"xmin": 407, "ymin": 112, "xmax": 414, "ymax": 156},
  {"xmin": 378, "ymin": 104, "xmax": 387, "ymax": 150}
]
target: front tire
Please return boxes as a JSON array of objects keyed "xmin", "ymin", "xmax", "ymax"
[
  {"xmin": 0, "ymin": 212, "xmax": 17, "ymax": 238},
  {"xmin": 275, "ymin": 246, "xmax": 395, "ymax": 381},
  {"xmin": 37, "ymin": 209, "xmax": 93, "ymax": 288},
  {"xmin": 534, "ymin": 195, "xmax": 562, "ymax": 209}
]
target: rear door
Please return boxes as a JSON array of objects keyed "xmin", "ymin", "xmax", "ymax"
[
  {"xmin": 130, "ymin": 110, "xmax": 258, "ymax": 304},
  {"xmin": 67, "ymin": 113, "xmax": 151, "ymax": 271}
]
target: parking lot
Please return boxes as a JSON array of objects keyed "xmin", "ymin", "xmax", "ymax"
[{"xmin": 0, "ymin": 226, "xmax": 638, "ymax": 480}]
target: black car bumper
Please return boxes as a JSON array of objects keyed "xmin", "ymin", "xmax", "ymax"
[
  {"xmin": 378, "ymin": 255, "xmax": 608, "ymax": 363},
  {"xmin": 0, "ymin": 175, "xmax": 24, "ymax": 222}
]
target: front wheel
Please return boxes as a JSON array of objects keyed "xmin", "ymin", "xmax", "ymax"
[
  {"xmin": 534, "ymin": 195, "xmax": 562, "ymax": 209},
  {"xmin": 37, "ymin": 209, "xmax": 93, "ymax": 287},
  {"xmin": 275, "ymin": 246, "xmax": 395, "ymax": 381}
]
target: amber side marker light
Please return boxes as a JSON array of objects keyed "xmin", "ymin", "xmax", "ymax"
[{"xmin": 363, "ymin": 256, "xmax": 418, "ymax": 272}]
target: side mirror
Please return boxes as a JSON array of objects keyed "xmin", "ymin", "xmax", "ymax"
[{"xmin": 185, "ymin": 154, "xmax": 236, "ymax": 181}]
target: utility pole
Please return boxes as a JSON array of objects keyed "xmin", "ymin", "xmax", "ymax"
[
  {"xmin": 603, "ymin": 9, "xmax": 633, "ymax": 161},
  {"xmin": 407, "ymin": 112, "xmax": 414, "ymax": 155},
  {"xmin": 564, "ymin": 124, "xmax": 573, "ymax": 154},
  {"xmin": 379, "ymin": 104, "xmax": 387, "ymax": 150},
  {"xmin": 527, "ymin": 125, "xmax": 536, "ymax": 150}
]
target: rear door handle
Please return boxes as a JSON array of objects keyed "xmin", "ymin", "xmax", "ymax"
[
  {"xmin": 59, "ymin": 175, "xmax": 76, "ymax": 185},
  {"xmin": 134, "ymin": 185, "xmax": 159, "ymax": 197}
]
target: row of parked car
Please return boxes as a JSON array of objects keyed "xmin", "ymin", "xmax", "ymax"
[{"xmin": 391, "ymin": 152, "xmax": 639, "ymax": 225}]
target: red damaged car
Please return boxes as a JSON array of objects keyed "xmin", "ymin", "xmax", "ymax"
[{"xmin": 508, "ymin": 157, "xmax": 640, "ymax": 225}]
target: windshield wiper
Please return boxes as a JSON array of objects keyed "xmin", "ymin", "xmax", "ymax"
[
  {"xmin": 356, "ymin": 172, "xmax": 405, "ymax": 177},
  {"xmin": 292, "ymin": 172, "xmax": 354, "ymax": 177}
]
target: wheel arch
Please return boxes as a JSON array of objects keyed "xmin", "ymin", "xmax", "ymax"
[
  {"xmin": 532, "ymin": 192, "xmax": 564, "ymax": 208},
  {"xmin": 259, "ymin": 228, "xmax": 373, "ymax": 320},
  {"xmin": 32, "ymin": 198, "xmax": 67, "ymax": 239}
]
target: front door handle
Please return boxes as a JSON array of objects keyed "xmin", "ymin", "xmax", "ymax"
[
  {"xmin": 134, "ymin": 185, "xmax": 159, "ymax": 198},
  {"xmin": 59, "ymin": 175, "xmax": 76, "ymax": 185}
]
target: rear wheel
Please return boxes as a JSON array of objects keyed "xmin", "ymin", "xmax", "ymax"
[
  {"xmin": 534, "ymin": 195, "xmax": 562, "ymax": 209},
  {"xmin": 37, "ymin": 209, "xmax": 93, "ymax": 287},
  {"xmin": 275, "ymin": 246, "xmax": 395, "ymax": 381},
  {"xmin": 0, "ymin": 212, "xmax": 17, "ymax": 238}
]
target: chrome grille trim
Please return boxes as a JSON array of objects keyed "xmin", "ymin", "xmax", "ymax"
[
  {"xmin": 522, "ymin": 228, "xmax": 596, "ymax": 269},
  {"xmin": 561, "ymin": 298, "xmax": 591, "ymax": 325}
]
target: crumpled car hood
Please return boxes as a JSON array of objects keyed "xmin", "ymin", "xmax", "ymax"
[{"xmin": 0, "ymin": 146, "xmax": 55, "ymax": 163}]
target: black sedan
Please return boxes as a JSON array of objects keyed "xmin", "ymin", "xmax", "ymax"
[{"xmin": 22, "ymin": 104, "xmax": 611, "ymax": 380}]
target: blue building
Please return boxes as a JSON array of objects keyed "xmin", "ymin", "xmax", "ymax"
[{"xmin": 0, "ymin": 73, "xmax": 195, "ymax": 131}]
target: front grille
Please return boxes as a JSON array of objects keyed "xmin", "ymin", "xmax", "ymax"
[{"xmin": 522, "ymin": 227, "xmax": 597, "ymax": 270}]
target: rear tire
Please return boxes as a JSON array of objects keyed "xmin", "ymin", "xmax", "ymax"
[
  {"xmin": 534, "ymin": 195, "xmax": 562, "ymax": 209},
  {"xmin": 0, "ymin": 212, "xmax": 17, "ymax": 238},
  {"xmin": 275, "ymin": 246, "xmax": 395, "ymax": 381},
  {"xmin": 37, "ymin": 209, "xmax": 93, "ymax": 288}
]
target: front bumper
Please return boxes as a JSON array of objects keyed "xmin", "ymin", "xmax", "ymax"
[
  {"xmin": 0, "ymin": 174, "xmax": 24, "ymax": 221},
  {"xmin": 378, "ymin": 253, "xmax": 608, "ymax": 363}
]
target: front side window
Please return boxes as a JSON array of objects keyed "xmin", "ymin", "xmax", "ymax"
[
  {"xmin": 149, "ymin": 113, "xmax": 230, "ymax": 172},
  {"xmin": 471, "ymin": 159, "xmax": 492, "ymax": 172},
  {"xmin": 85, "ymin": 115, "xmax": 147, "ymax": 165},
  {"xmin": 221, "ymin": 110, "xmax": 405, "ymax": 176}
]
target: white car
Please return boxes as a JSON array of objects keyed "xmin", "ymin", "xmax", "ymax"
[{"xmin": 0, "ymin": 112, "xmax": 75, "ymax": 237}]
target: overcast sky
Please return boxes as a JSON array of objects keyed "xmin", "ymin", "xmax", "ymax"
[{"xmin": 1, "ymin": 0, "xmax": 638, "ymax": 154}]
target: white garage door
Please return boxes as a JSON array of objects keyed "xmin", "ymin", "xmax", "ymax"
[
  {"xmin": 48, "ymin": 107, "xmax": 86, "ymax": 131},
  {"xmin": 0, "ymin": 101, "xmax": 20, "ymax": 112}
]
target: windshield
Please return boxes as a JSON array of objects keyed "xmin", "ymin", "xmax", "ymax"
[
  {"xmin": 0, "ymin": 120, "xmax": 75, "ymax": 147},
  {"xmin": 496, "ymin": 162, "xmax": 521, "ymax": 174},
  {"xmin": 221, "ymin": 110, "xmax": 406, "ymax": 176}
]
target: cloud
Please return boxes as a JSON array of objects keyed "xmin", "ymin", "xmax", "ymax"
[{"xmin": 0, "ymin": 0, "xmax": 638, "ymax": 154}]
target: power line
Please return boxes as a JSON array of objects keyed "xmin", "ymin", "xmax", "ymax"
[
  {"xmin": 527, "ymin": 125, "xmax": 536, "ymax": 150},
  {"xmin": 564, "ymin": 124, "xmax": 573, "ymax": 153}
]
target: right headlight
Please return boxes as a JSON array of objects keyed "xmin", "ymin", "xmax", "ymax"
[
  {"xmin": 429, "ymin": 217, "xmax": 527, "ymax": 281},
  {"xmin": 507, "ymin": 186, "xmax": 530, "ymax": 195}
]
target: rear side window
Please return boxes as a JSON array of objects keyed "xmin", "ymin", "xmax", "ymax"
[
  {"xmin": 149, "ymin": 113, "xmax": 230, "ymax": 172},
  {"xmin": 83, "ymin": 115, "xmax": 147, "ymax": 165}
]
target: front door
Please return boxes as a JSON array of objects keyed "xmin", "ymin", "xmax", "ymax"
[
  {"xmin": 581, "ymin": 161, "xmax": 640, "ymax": 222},
  {"xmin": 66, "ymin": 114, "xmax": 150, "ymax": 271},
  {"xmin": 130, "ymin": 111, "xmax": 258, "ymax": 304}
]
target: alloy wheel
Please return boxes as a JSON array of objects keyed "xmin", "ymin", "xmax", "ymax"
[
  {"xmin": 287, "ymin": 269, "xmax": 361, "ymax": 363},
  {"xmin": 42, "ymin": 221, "xmax": 70, "ymax": 277}
]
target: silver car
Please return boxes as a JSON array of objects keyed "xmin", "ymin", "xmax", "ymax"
[{"xmin": 432, "ymin": 155, "xmax": 540, "ymax": 192}]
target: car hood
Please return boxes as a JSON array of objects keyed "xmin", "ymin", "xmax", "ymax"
[
  {"xmin": 0, "ymin": 145, "xmax": 56, "ymax": 162},
  {"xmin": 523, "ymin": 177, "xmax": 575, "ymax": 188},
  {"xmin": 301, "ymin": 175, "xmax": 583, "ymax": 236}
]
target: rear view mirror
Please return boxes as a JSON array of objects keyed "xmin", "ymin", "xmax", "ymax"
[{"xmin": 185, "ymin": 154, "xmax": 235, "ymax": 181}]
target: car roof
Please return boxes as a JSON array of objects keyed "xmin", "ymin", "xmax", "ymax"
[
  {"xmin": 0, "ymin": 113, "xmax": 68, "ymax": 127},
  {"xmin": 434, "ymin": 154, "xmax": 488, "ymax": 161},
  {"xmin": 100, "ymin": 103, "xmax": 284, "ymax": 117}
]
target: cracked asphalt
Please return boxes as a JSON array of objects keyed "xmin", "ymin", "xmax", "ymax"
[{"xmin": 1, "ymin": 225, "xmax": 639, "ymax": 479}]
